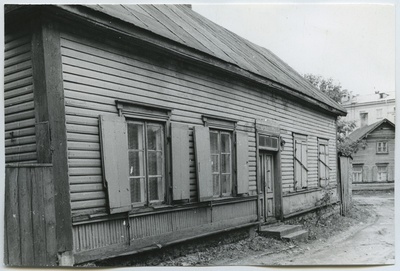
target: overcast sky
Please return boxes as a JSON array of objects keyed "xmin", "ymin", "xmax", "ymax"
[{"xmin": 192, "ymin": 3, "xmax": 395, "ymax": 96}]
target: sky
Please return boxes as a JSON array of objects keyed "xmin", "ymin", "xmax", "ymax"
[{"xmin": 192, "ymin": 3, "xmax": 395, "ymax": 97}]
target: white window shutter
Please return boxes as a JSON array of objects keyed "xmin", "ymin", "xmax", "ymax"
[
  {"xmin": 193, "ymin": 126, "xmax": 213, "ymax": 201},
  {"xmin": 99, "ymin": 115, "xmax": 131, "ymax": 214},
  {"xmin": 171, "ymin": 123, "xmax": 190, "ymax": 201},
  {"xmin": 236, "ymin": 131, "xmax": 249, "ymax": 194}
]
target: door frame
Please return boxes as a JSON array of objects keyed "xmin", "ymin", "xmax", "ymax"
[{"xmin": 256, "ymin": 133, "xmax": 283, "ymax": 223}]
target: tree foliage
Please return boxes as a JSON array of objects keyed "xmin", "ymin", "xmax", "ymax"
[
  {"xmin": 336, "ymin": 118, "xmax": 367, "ymax": 157},
  {"xmin": 304, "ymin": 73, "xmax": 349, "ymax": 104},
  {"xmin": 303, "ymin": 73, "xmax": 365, "ymax": 156}
]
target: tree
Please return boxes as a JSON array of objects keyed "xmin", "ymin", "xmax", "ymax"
[
  {"xmin": 304, "ymin": 73, "xmax": 364, "ymax": 156},
  {"xmin": 336, "ymin": 118, "xmax": 367, "ymax": 157},
  {"xmin": 304, "ymin": 73, "xmax": 349, "ymax": 104}
]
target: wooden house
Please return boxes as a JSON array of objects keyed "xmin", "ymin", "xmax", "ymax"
[
  {"xmin": 349, "ymin": 118, "xmax": 395, "ymax": 185},
  {"xmin": 4, "ymin": 5, "xmax": 347, "ymax": 266}
]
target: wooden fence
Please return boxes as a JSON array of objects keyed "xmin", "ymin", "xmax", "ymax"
[
  {"xmin": 4, "ymin": 164, "xmax": 58, "ymax": 266},
  {"xmin": 339, "ymin": 156, "xmax": 352, "ymax": 216}
]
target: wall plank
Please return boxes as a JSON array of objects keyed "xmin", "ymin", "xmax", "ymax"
[{"xmin": 4, "ymin": 31, "xmax": 36, "ymax": 164}]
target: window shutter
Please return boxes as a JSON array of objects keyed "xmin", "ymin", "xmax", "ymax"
[
  {"xmin": 171, "ymin": 123, "xmax": 190, "ymax": 201},
  {"xmin": 99, "ymin": 115, "xmax": 131, "ymax": 214},
  {"xmin": 194, "ymin": 126, "xmax": 213, "ymax": 201},
  {"xmin": 301, "ymin": 141, "xmax": 308, "ymax": 188},
  {"xmin": 294, "ymin": 140, "xmax": 301, "ymax": 189},
  {"xmin": 236, "ymin": 131, "xmax": 249, "ymax": 194}
]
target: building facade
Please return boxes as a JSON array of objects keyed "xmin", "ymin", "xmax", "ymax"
[
  {"xmin": 342, "ymin": 91, "xmax": 395, "ymax": 128},
  {"xmin": 4, "ymin": 5, "xmax": 346, "ymax": 266},
  {"xmin": 349, "ymin": 119, "xmax": 395, "ymax": 185}
]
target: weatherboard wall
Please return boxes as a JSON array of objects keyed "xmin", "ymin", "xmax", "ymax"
[
  {"xmin": 59, "ymin": 28, "xmax": 338, "ymax": 219},
  {"xmin": 352, "ymin": 122, "xmax": 395, "ymax": 182},
  {"xmin": 5, "ymin": 29, "xmax": 37, "ymax": 164}
]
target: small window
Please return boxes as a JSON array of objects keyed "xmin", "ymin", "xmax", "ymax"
[
  {"xmin": 376, "ymin": 109, "xmax": 383, "ymax": 119},
  {"xmin": 360, "ymin": 112, "xmax": 368, "ymax": 126},
  {"xmin": 352, "ymin": 165, "xmax": 363, "ymax": 183},
  {"xmin": 377, "ymin": 165, "xmax": 388, "ymax": 182},
  {"xmin": 293, "ymin": 134, "xmax": 308, "ymax": 190},
  {"xmin": 128, "ymin": 121, "xmax": 165, "ymax": 206},
  {"xmin": 376, "ymin": 142, "xmax": 388, "ymax": 154},
  {"xmin": 210, "ymin": 130, "xmax": 232, "ymax": 197},
  {"xmin": 259, "ymin": 135, "xmax": 279, "ymax": 151},
  {"xmin": 318, "ymin": 139, "xmax": 330, "ymax": 187}
]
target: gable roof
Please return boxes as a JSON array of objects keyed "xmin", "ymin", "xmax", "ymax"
[
  {"xmin": 349, "ymin": 118, "xmax": 395, "ymax": 142},
  {"xmin": 6, "ymin": 4, "xmax": 347, "ymax": 115}
]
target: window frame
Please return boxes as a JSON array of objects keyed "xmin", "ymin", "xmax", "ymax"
[
  {"xmin": 293, "ymin": 133, "xmax": 308, "ymax": 190},
  {"xmin": 352, "ymin": 164, "xmax": 363, "ymax": 183},
  {"xmin": 127, "ymin": 119, "xmax": 167, "ymax": 207},
  {"xmin": 376, "ymin": 141, "xmax": 388, "ymax": 154},
  {"xmin": 116, "ymin": 100, "xmax": 172, "ymax": 208},
  {"xmin": 210, "ymin": 129, "xmax": 234, "ymax": 198},
  {"xmin": 377, "ymin": 164, "xmax": 388, "ymax": 182},
  {"xmin": 202, "ymin": 114, "xmax": 238, "ymax": 199}
]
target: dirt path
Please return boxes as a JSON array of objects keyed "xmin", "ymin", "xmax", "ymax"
[{"xmin": 216, "ymin": 191, "xmax": 395, "ymax": 266}]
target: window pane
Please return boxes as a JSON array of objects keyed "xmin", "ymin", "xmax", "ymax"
[
  {"xmin": 211, "ymin": 154, "xmax": 219, "ymax": 173},
  {"xmin": 210, "ymin": 131, "xmax": 219, "ymax": 154},
  {"xmin": 128, "ymin": 123, "xmax": 144, "ymax": 150},
  {"xmin": 148, "ymin": 151, "xmax": 163, "ymax": 176},
  {"xmin": 148, "ymin": 177, "xmax": 161, "ymax": 201},
  {"xmin": 130, "ymin": 177, "xmax": 145, "ymax": 203},
  {"xmin": 147, "ymin": 124, "xmax": 163, "ymax": 151},
  {"xmin": 129, "ymin": 151, "xmax": 144, "ymax": 177},
  {"xmin": 221, "ymin": 154, "xmax": 231, "ymax": 173},
  {"xmin": 213, "ymin": 174, "xmax": 220, "ymax": 196},
  {"xmin": 221, "ymin": 133, "xmax": 231, "ymax": 153},
  {"xmin": 221, "ymin": 174, "xmax": 231, "ymax": 195}
]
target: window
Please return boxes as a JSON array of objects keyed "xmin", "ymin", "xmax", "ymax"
[
  {"xmin": 360, "ymin": 112, "xmax": 368, "ymax": 126},
  {"xmin": 194, "ymin": 115, "xmax": 249, "ymax": 201},
  {"xmin": 259, "ymin": 134, "xmax": 279, "ymax": 151},
  {"xmin": 99, "ymin": 101, "xmax": 192, "ymax": 214},
  {"xmin": 352, "ymin": 165, "xmax": 363, "ymax": 183},
  {"xmin": 293, "ymin": 134, "xmax": 308, "ymax": 190},
  {"xmin": 318, "ymin": 139, "xmax": 330, "ymax": 187},
  {"xmin": 377, "ymin": 165, "xmax": 388, "ymax": 182},
  {"xmin": 210, "ymin": 130, "xmax": 232, "ymax": 197},
  {"xmin": 127, "ymin": 121, "xmax": 165, "ymax": 206},
  {"xmin": 376, "ymin": 109, "xmax": 383, "ymax": 119},
  {"xmin": 376, "ymin": 142, "xmax": 388, "ymax": 154}
]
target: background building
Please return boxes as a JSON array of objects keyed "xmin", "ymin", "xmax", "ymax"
[
  {"xmin": 341, "ymin": 91, "xmax": 395, "ymax": 128},
  {"xmin": 348, "ymin": 119, "xmax": 395, "ymax": 190}
]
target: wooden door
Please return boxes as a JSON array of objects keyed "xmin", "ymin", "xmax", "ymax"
[{"xmin": 260, "ymin": 153, "xmax": 275, "ymax": 219}]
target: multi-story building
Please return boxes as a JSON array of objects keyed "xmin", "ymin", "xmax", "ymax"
[{"xmin": 341, "ymin": 91, "xmax": 395, "ymax": 128}]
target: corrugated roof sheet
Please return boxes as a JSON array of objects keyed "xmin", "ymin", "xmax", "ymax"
[
  {"xmin": 348, "ymin": 118, "xmax": 395, "ymax": 141},
  {"xmin": 83, "ymin": 4, "xmax": 346, "ymax": 114}
]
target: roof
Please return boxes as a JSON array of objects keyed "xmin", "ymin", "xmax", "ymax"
[
  {"xmin": 6, "ymin": 4, "xmax": 347, "ymax": 115},
  {"xmin": 342, "ymin": 91, "xmax": 395, "ymax": 106},
  {"xmin": 349, "ymin": 118, "xmax": 395, "ymax": 141}
]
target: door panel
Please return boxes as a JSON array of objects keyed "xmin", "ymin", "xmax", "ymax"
[{"xmin": 260, "ymin": 153, "xmax": 275, "ymax": 220}]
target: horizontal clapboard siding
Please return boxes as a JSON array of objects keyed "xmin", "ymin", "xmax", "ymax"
[
  {"xmin": 72, "ymin": 199, "xmax": 257, "ymax": 255},
  {"xmin": 5, "ymin": 31, "xmax": 36, "ymax": 163},
  {"xmin": 60, "ymin": 30, "xmax": 337, "ymax": 216}
]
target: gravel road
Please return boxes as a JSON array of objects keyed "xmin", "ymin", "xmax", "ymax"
[{"xmin": 218, "ymin": 191, "xmax": 395, "ymax": 266}]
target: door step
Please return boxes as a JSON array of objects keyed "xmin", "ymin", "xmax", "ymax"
[{"xmin": 258, "ymin": 224, "xmax": 308, "ymax": 241}]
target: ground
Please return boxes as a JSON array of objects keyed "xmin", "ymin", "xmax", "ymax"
[{"xmin": 89, "ymin": 190, "xmax": 394, "ymax": 267}]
